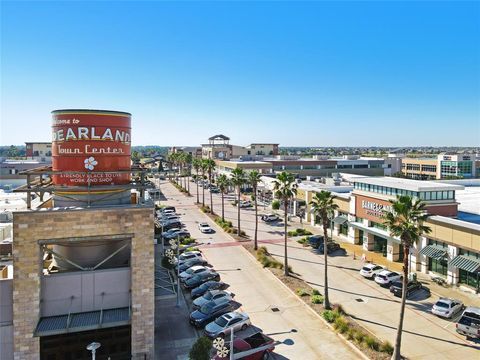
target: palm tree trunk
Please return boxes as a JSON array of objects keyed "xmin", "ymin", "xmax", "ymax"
[
  {"xmin": 392, "ymin": 244, "xmax": 409, "ymax": 360},
  {"xmin": 322, "ymin": 219, "xmax": 331, "ymax": 310},
  {"xmin": 221, "ymin": 192, "xmax": 225, "ymax": 221},
  {"xmin": 196, "ymin": 174, "xmax": 199, "ymax": 204},
  {"xmin": 237, "ymin": 187, "xmax": 241, "ymax": 236},
  {"xmin": 284, "ymin": 201, "xmax": 289, "ymax": 276},
  {"xmin": 209, "ymin": 176, "xmax": 214, "ymax": 214},
  {"xmin": 202, "ymin": 173, "xmax": 205, "ymax": 206},
  {"xmin": 254, "ymin": 192, "xmax": 258, "ymax": 251},
  {"xmin": 187, "ymin": 171, "xmax": 190, "ymax": 194}
]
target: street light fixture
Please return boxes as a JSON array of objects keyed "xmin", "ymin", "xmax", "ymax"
[{"xmin": 86, "ymin": 342, "xmax": 101, "ymax": 360}]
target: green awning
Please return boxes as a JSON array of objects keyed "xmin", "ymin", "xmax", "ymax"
[
  {"xmin": 333, "ymin": 216, "xmax": 348, "ymax": 225},
  {"xmin": 450, "ymin": 255, "xmax": 480, "ymax": 273},
  {"xmin": 419, "ymin": 245, "xmax": 447, "ymax": 261}
]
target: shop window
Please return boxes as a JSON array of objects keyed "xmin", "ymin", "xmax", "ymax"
[
  {"xmin": 428, "ymin": 257, "xmax": 448, "ymax": 276},
  {"xmin": 459, "ymin": 269, "xmax": 479, "ymax": 290}
]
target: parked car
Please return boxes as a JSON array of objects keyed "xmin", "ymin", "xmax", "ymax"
[
  {"xmin": 389, "ymin": 280, "xmax": 422, "ymax": 298},
  {"xmin": 184, "ymin": 271, "xmax": 221, "ymax": 289},
  {"xmin": 161, "ymin": 228, "xmax": 181, "ymax": 239},
  {"xmin": 210, "ymin": 187, "xmax": 220, "ymax": 193},
  {"xmin": 198, "ymin": 222, "xmax": 214, "ymax": 233},
  {"xmin": 261, "ymin": 214, "xmax": 280, "ymax": 222},
  {"xmin": 178, "ymin": 250, "xmax": 203, "ymax": 262},
  {"xmin": 191, "ymin": 281, "xmax": 230, "ymax": 299},
  {"xmin": 204, "ymin": 311, "xmax": 251, "ymax": 338},
  {"xmin": 317, "ymin": 242, "xmax": 345, "ymax": 255},
  {"xmin": 179, "ymin": 265, "xmax": 209, "ymax": 281},
  {"xmin": 163, "ymin": 229, "xmax": 190, "ymax": 241},
  {"xmin": 159, "ymin": 214, "xmax": 180, "ymax": 222},
  {"xmin": 359, "ymin": 263, "xmax": 385, "ymax": 279},
  {"xmin": 177, "ymin": 258, "xmax": 209, "ymax": 273},
  {"xmin": 193, "ymin": 290, "xmax": 235, "ymax": 309},
  {"xmin": 431, "ymin": 298, "xmax": 464, "ymax": 319},
  {"xmin": 456, "ymin": 307, "xmax": 480, "ymax": 338},
  {"xmin": 160, "ymin": 206, "xmax": 176, "ymax": 213},
  {"xmin": 161, "ymin": 220, "xmax": 183, "ymax": 231},
  {"xmin": 307, "ymin": 235, "xmax": 324, "ymax": 249},
  {"xmin": 189, "ymin": 298, "xmax": 237, "ymax": 328},
  {"xmin": 212, "ymin": 326, "xmax": 275, "ymax": 360},
  {"xmin": 374, "ymin": 270, "xmax": 401, "ymax": 286}
]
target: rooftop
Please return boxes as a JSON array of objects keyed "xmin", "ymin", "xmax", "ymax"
[{"xmin": 353, "ymin": 177, "xmax": 464, "ymax": 192}]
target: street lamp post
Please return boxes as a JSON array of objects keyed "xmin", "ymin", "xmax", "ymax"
[{"xmin": 86, "ymin": 342, "xmax": 101, "ymax": 360}]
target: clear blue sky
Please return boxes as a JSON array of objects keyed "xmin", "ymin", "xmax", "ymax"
[{"xmin": 1, "ymin": 1, "xmax": 479, "ymax": 147}]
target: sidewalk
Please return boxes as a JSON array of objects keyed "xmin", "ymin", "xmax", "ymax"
[{"xmin": 289, "ymin": 216, "xmax": 480, "ymax": 306}]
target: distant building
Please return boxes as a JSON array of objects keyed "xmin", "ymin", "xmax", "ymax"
[
  {"xmin": 25, "ymin": 142, "xmax": 52, "ymax": 162},
  {"xmin": 201, "ymin": 135, "xmax": 279, "ymax": 160},
  {"xmin": 401, "ymin": 153, "xmax": 478, "ymax": 180},
  {"xmin": 169, "ymin": 146, "xmax": 202, "ymax": 158}
]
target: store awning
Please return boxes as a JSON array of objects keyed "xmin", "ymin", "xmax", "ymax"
[
  {"xmin": 419, "ymin": 245, "xmax": 447, "ymax": 261},
  {"xmin": 34, "ymin": 307, "xmax": 130, "ymax": 337},
  {"xmin": 449, "ymin": 255, "xmax": 480, "ymax": 273},
  {"xmin": 333, "ymin": 216, "xmax": 349, "ymax": 225}
]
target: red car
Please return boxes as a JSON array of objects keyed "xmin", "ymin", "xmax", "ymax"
[{"xmin": 212, "ymin": 327, "xmax": 275, "ymax": 360}]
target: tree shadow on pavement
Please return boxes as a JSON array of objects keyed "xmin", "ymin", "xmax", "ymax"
[{"xmin": 349, "ymin": 314, "xmax": 480, "ymax": 350}]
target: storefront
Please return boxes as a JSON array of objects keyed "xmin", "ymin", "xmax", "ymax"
[{"xmin": 451, "ymin": 250, "xmax": 480, "ymax": 292}]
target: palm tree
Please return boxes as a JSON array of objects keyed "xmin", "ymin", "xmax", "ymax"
[
  {"xmin": 200, "ymin": 159, "xmax": 208, "ymax": 207},
  {"xmin": 249, "ymin": 170, "xmax": 262, "ymax": 250},
  {"xmin": 205, "ymin": 159, "xmax": 216, "ymax": 214},
  {"xmin": 273, "ymin": 172, "xmax": 297, "ymax": 276},
  {"xmin": 192, "ymin": 158, "xmax": 201, "ymax": 204},
  {"xmin": 216, "ymin": 174, "xmax": 229, "ymax": 222},
  {"xmin": 309, "ymin": 191, "xmax": 339, "ymax": 310},
  {"xmin": 185, "ymin": 153, "xmax": 192, "ymax": 194},
  {"xmin": 230, "ymin": 168, "xmax": 246, "ymax": 236},
  {"xmin": 383, "ymin": 195, "xmax": 431, "ymax": 360}
]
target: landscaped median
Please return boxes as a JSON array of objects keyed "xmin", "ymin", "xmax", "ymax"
[
  {"xmin": 242, "ymin": 243, "xmax": 394, "ymax": 360},
  {"xmin": 195, "ymin": 203, "xmax": 250, "ymax": 241}
]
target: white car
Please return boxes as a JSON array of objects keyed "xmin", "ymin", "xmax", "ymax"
[
  {"xmin": 374, "ymin": 270, "xmax": 401, "ymax": 286},
  {"xmin": 179, "ymin": 265, "xmax": 209, "ymax": 281},
  {"xmin": 261, "ymin": 214, "xmax": 280, "ymax": 222},
  {"xmin": 204, "ymin": 312, "xmax": 251, "ymax": 338},
  {"xmin": 432, "ymin": 298, "xmax": 464, "ymax": 319},
  {"xmin": 178, "ymin": 251, "xmax": 203, "ymax": 262},
  {"xmin": 198, "ymin": 222, "xmax": 214, "ymax": 233},
  {"xmin": 239, "ymin": 201, "xmax": 252, "ymax": 208},
  {"xmin": 359, "ymin": 263, "xmax": 385, "ymax": 279}
]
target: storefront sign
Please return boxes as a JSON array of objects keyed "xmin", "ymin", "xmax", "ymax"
[{"xmin": 355, "ymin": 195, "xmax": 392, "ymax": 222}]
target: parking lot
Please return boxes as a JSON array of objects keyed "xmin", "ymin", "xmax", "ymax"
[
  {"xmin": 156, "ymin": 180, "xmax": 359, "ymax": 359},
  {"xmin": 181, "ymin": 179, "xmax": 480, "ymax": 360}
]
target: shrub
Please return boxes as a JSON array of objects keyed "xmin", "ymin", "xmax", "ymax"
[
  {"xmin": 181, "ymin": 237, "xmax": 195, "ymax": 245},
  {"xmin": 189, "ymin": 336, "xmax": 212, "ymax": 360},
  {"xmin": 296, "ymin": 288, "xmax": 309, "ymax": 297},
  {"xmin": 354, "ymin": 330, "xmax": 366, "ymax": 344},
  {"xmin": 311, "ymin": 294, "xmax": 324, "ymax": 304},
  {"xmin": 297, "ymin": 237, "xmax": 308, "ymax": 245},
  {"xmin": 363, "ymin": 335, "xmax": 380, "ymax": 351},
  {"xmin": 333, "ymin": 316, "xmax": 349, "ymax": 334},
  {"xmin": 271, "ymin": 200, "xmax": 280, "ymax": 210},
  {"xmin": 346, "ymin": 328, "xmax": 358, "ymax": 340},
  {"xmin": 200, "ymin": 206, "xmax": 211, "ymax": 213},
  {"xmin": 161, "ymin": 256, "xmax": 174, "ymax": 269},
  {"xmin": 322, "ymin": 310, "xmax": 339, "ymax": 323},
  {"xmin": 287, "ymin": 230, "xmax": 295, "ymax": 237},
  {"xmin": 332, "ymin": 304, "xmax": 345, "ymax": 315},
  {"xmin": 379, "ymin": 341, "xmax": 394, "ymax": 355},
  {"xmin": 312, "ymin": 289, "xmax": 321, "ymax": 296}
]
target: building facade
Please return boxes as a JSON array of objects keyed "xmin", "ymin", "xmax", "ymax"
[
  {"xmin": 297, "ymin": 177, "xmax": 480, "ymax": 293},
  {"xmin": 25, "ymin": 142, "xmax": 52, "ymax": 162},
  {"xmin": 401, "ymin": 154, "xmax": 478, "ymax": 180}
]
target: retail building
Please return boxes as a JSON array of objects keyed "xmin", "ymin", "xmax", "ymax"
[{"xmin": 296, "ymin": 177, "xmax": 480, "ymax": 293}]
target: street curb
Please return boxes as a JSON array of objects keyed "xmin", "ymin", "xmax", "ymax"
[{"xmin": 237, "ymin": 245, "xmax": 371, "ymax": 360}]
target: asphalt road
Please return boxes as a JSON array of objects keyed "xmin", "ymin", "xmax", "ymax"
[
  {"xmin": 159, "ymin": 180, "xmax": 360, "ymax": 360},
  {"xmin": 178, "ymin": 180, "xmax": 480, "ymax": 360}
]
